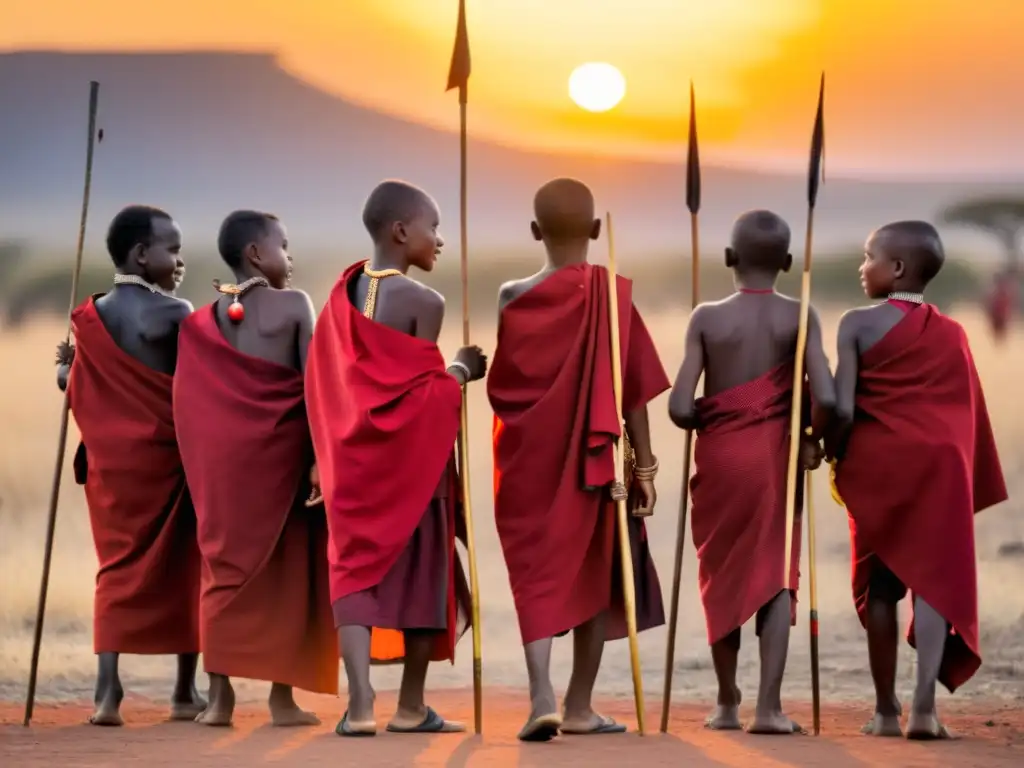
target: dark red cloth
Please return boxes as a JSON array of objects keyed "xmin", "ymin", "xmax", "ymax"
[
  {"xmin": 835, "ymin": 303, "xmax": 1007, "ymax": 692},
  {"xmin": 488, "ymin": 264, "xmax": 669, "ymax": 644},
  {"xmin": 173, "ymin": 306, "xmax": 337, "ymax": 693},
  {"xmin": 305, "ymin": 261, "xmax": 466, "ymax": 663},
  {"xmin": 67, "ymin": 297, "xmax": 200, "ymax": 654},
  {"xmin": 690, "ymin": 362, "xmax": 802, "ymax": 645}
]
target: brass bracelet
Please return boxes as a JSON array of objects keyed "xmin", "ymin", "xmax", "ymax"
[{"xmin": 632, "ymin": 457, "xmax": 659, "ymax": 480}]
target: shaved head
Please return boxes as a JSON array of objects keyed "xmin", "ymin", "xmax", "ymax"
[
  {"xmin": 728, "ymin": 210, "xmax": 791, "ymax": 272},
  {"xmin": 533, "ymin": 178, "xmax": 597, "ymax": 241},
  {"xmin": 870, "ymin": 220, "xmax": 945, "ymax": 284},
  {"xmin": 362, "ymin": 179, "xmax": 435, "ymax": 243}
]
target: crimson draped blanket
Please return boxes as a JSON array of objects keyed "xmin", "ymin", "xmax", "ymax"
[
  {"xmin": 690, "ymin": 362, "xmax": 802, "ymax": 645},
  {"xmin": 835, "ymin": 303, "xmax": 1006, "ymax": 691},
  {"xmin": 488, "ymin": 264, "xmax": 669, "ymax": 644},
  {"xmin": 173, "ymin": 306, "xmax": 338, "ymax": 693},
  {"xmin": 68, "ymin": 297, "xmax": 200, "ymax": 654},
  {"xmin": 305, "ymin": 261, "xmax": 469, "ymax": 663}
]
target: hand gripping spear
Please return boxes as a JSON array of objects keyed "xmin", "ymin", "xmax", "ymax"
[
  {"xmin": 23, "ymin": 81, "xmax": 101, "ymax": 727},
  {"xmin": 660, "ymin": 82, "xmax": 701, "ymax": 734},
  {"xmin": 782, "ymin": 73, "xmax": 825, "ymax": 736},
  {"xmin": 446, "ymin": 0, "xmax": 484, "ymax": 736},
  {"xmin": 604, "ymin": 212, "xmax": 647, "ymax": 735}
]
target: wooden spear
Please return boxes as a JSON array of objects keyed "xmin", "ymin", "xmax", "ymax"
[
  {"xmin": 660, "ymin": 81, "xmax": 701, "ymax": 733},
  {"xmin": 24, "ymin": 80, "xmax": 101, "ymax": 727}
]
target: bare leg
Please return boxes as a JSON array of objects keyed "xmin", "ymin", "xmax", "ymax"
[
  {"xmin": 862, "ymin": 596, "xmax": 903, "ymax": 736},
  {"xmin": 748, "ymin": 591, "xmax": 802, "ymax": 734},
  {"xmin": 89, "ymin": 652, "xmax": 124, "ymax": 726},
  {"xmin": 705, "ymin": 629, "xmax": 742, "ymax": 730},
  {"xmin": 195, "ymin": 673, "xmax": 234, "ymax": 726},
  {"xmin": 518, "ymin": 636, "xmax": 561, "ymax": 741},
  {"xmin": 269, "ymin": 683, "xmax": 320, "ymax": 727},
  {"xmin": 338, "ymin": 626, "xmax": 376, "ymax": 732},
  {"xmin": 170, "ymin": 653, "xmax": 206, "ymax": 720},
  {"xmin": 387, "ymin": 630, "xmax": 464, "ymax": 732},
  {"xmin": 561, "ymin": 612, "xmax": 624, "ymax": 733},
  {"xmin": 906, "ymin": 597, "xmax": 957, "ymax": 740}
]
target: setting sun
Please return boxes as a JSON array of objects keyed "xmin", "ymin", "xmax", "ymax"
[{"xmin": 568, "ymin": 62, "xmax": 626, "ymax": 113}]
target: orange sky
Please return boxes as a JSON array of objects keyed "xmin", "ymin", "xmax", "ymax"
[{"xmin": 4, "ymin": 0, "xmax": 1024, "ymax": 176}]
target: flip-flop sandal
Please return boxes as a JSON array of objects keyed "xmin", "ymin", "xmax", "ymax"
[
  {"xmin": 336, "ymin": 711, "xmax": 376, "ymax": 737},
  {"xmin": 386, "ymin": 706, "xmax": 462, "ymax": 734},
  {"xmin": 560, "ymin": 715, "xmax": 627, "ymax": 735},
  {"xmin": 517, "ymin": 713, "xmax": 562, "ymax": 742}
]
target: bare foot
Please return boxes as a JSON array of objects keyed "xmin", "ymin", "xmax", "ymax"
[
  {"xmin": 270, "ymin": 705, "xmax": 321, "ymax": 727},
  {"xmin": 194, "ymin": 707, "xmax": 232, "ymax": 727},
  {"xmin": 267, "ymin": 683, "xmax": 320, "ymax": 727},
  {"xmin": 861, "ymin": 712, "xmax": 904, "ymax": 737},
  {"xmin": 170, "ymin": 689, "xmax": 207, "ymax": 722},
  {"xmin": 88, "ymin": 697, "xmax": 124, "ymax": 727},
  {"xmin": 747, "ymin": 712, "xmax": 805, "ymax": 735},
  {"xmin": 906, "ymin": 711, "xmax": 959, "ymax": 740},
  {"xmin": 705, "ymin": 705, "xmax": 742, "ymax": 731}
]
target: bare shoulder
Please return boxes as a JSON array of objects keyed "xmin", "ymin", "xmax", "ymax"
[
  {"xmin": 400, "ymin": 275, "xmax": 446, "ymax": 312},
  {"xmin": 156, "ymin": 294, "xmax": 193, "ymax": 322},
  {"xmin": 274, "ymin": 287, "xmax": 317, "ymax": 314},
  {"xmin": 497, "ymin": 276, "xmax": 532, "ymax": 312},
  {"xmin": 837, "ymin": 305, "xmax": 876, "ymax": 341},
  {"xmin": 687, "ymin": 300, "xmax": 716, "ymax": 327}
]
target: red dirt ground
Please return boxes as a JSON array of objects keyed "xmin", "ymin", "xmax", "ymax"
[{"xmin": 2, "ymin": 689, "xmax": 1022, "ymax": 767}]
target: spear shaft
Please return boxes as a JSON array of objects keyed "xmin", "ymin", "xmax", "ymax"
[{"xmin": 24, "ymin": 80, "xmax": 101, "ymax": 727}]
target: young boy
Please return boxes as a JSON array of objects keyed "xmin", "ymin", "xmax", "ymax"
[
  {"xmin": 57, "ymin": 204, "xmax": 205, "ymax": 726},
  {"xmin": 173, "ymin": 210, "xmax": 337, "ymax": 727},
  {"xmin": 830, "ymin": 220, "xmax": 1006, "ymax": 739},
  {"xmin": 305, "ymin": 180, "xmax": 486, "ymax": 736},
  {"xmin": 668, "ymin": 209, "xmax": 835, "ymax": 734},
  {"xmin": 487, "ymin": 178, "xmax": 668, "ymax": 741}
]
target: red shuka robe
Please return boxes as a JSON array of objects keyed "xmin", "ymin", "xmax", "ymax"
[
  {"xmin": 173, "ymin": 306, "xmax": 338, "ymax": 693},
  {"xmin": 690, "ymin": 361, "xmax": 803, "ymax": 644},
  {"xmin": 305, "ymin": 261, "xmax": 468, "ymax": 663},
  {"xmin": 835, "ymin": 303, "xmax": 1007, "ymax": 691},
  {"xmin": 488, "ymin": 264, "xmax": 669, "ymax": 644},
  {"xmin": 67, "ymin": 297, "xmax": 200, "ymax": 654}
]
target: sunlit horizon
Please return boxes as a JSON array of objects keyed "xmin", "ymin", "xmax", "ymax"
[{"xmin": 3, "ymin": 0, "xmax": 1024, "ymax": 177}]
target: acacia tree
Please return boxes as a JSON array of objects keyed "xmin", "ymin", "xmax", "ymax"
[{"xmin": 941, "ymin": 197, "xmax": 1024, "ymax": 267}]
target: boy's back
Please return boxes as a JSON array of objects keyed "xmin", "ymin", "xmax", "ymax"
[
  {"xmin": 667, "ymin": 209, "xmax": 834, "ymax": 734},
  {"xmin": 690, "ymin": 291, "xmax": 813, "ymax": 397}
]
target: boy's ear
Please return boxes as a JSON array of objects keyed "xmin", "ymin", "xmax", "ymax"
[
  {"xmin": 782, "ymin": 252, "xmax": 793, "ymax": 273},
  {"xmin": 893, "ymin": 258, "xmax": 905, "ymax": 278},
  {"xmin": 724, "ymin": 247, "xmax": 737, "ymax": 268},
  {"xmin": 590, "ymin": 218, "xmax": 601, "ymax": 240},
  {"xmin": 530, "ymin": 221, "xmax": 543, "ymax": 241}
]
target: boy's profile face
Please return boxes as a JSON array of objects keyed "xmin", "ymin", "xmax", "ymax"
[
  {"xmin": 860, "ymin": 233, "xmax": 902, "ymax": 299},
  {"xmin": 401, "ymin": 198, "xmax": 444, "ymax": 273},
  {"xmin": 136, "ymin": 217, "xmax": 184, "ymax": 292},
  {"xmin": 249, "ymin": 218, "xmax": 292, "ymax": 289}
]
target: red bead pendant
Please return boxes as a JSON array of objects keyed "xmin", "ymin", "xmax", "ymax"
[{"xmin": 227, "ymin": 299, "xmax": 245, "ymax": 323}]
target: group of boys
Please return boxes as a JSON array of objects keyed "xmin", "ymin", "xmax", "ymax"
[{"xmin": 57, "ymin": 176, "xmax": 1005, "ymax": 743}]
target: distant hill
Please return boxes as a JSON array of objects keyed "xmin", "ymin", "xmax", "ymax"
[{"xmin": 1, "ymin": 51, "xmax": 1020, "ymax": 259}]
